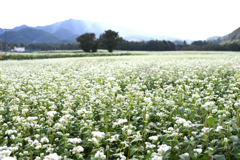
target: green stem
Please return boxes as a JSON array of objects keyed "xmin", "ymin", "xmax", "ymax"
[{"xmin": 127, "ymin": 138, "xmax": 131, "ymax": 160}]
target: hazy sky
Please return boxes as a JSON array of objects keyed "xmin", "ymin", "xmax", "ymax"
[{"xmin": 1, "ymin": 0, "xmax": 240, "ymax": 40}]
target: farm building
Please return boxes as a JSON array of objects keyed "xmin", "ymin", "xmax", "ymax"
[{"xmin": 11, "ymin": 47, "xmax": 25, "ymax": 52}]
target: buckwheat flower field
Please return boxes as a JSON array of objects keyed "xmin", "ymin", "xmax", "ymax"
[{"xmin": 1, "ymin": 53, "xmax": 240, "ymax": 160}]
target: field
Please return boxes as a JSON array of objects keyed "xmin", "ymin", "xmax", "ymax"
[
  {"xmin": 0, "ymin": 51, "xmax": 240, "ymax": 160},
  {"xmin": 0, "ymin": 50, "xmax": 140, "ymax": 60}
]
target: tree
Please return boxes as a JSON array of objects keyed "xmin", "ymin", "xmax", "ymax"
[
  {"xmin": 183, "ymin": 40, "xmax": 187, "ymax": 46},
  {"xmin": 100, "ymin": 30, "xmax": 122, "ymax": 52},
  {"xmin": 76, "ymin": 33, "xmax": 96, "ymax": 52},
  {"xmin": 20, "ymin": 43, "xmax": 25, "ymax": 47},
  {"xmin": 92, "ymin": 39, "xmax": 100, "ymax": 52},
  {"xmin": 8, "ymin": 43, "xmax": 18, "ymax": 49},
  {"xmin": 227, "ymin": 43, "xmax": 240, "ymax": 51}
]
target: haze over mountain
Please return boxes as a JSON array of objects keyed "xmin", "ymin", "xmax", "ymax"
[
  {"xmin": 1, "ymin": 19, "xmax": 240, "ymax": 45},
  {"xmin": 0, "ymin": 19, "xmax": 181, "ymax": 44}
]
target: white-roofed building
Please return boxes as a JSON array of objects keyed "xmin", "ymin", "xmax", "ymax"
[{"xmin": 11, "ymin": 47, "xmax": 25, "ymax": 52}]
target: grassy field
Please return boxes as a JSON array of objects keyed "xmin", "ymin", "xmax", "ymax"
[
  {"xmin": 0, "ymin": 50, "xmax": 146, "ymax": 60},
  {"xmin": 0, "ymin": 52, "xmax": 240, "ymax": 159},
  {"xmin": 1, "ymin": 50, "xmax": 239, "ymax": 60}
]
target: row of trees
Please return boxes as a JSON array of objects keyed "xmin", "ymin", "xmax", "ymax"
[
  {"xmin": 116, "ymin": 40, "xmax": 175, "ymax": 51},
  {"xmin": 76, "ymin": 30, "xmax": 176, "ymax": 52},
  {"xmin": 76, "ymin": 30, "xmax": 122, "ymax": 52},
  {"xmin": 178, "ymin": 41, "xmax": 240, "ymax": 51}
]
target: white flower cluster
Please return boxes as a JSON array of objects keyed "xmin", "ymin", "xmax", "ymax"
[
  {"xmin": 67, "ymin": 138, "xmax": 82, "ymax": 144},
  {"xmin": 43, "ymin": 153, "xmax": 61, "ymax": 160},
  {"xmin": 94, "ymin": 151, "xmax": 106, "ymax": 159},
  {"xmin": 92, "ymin": 131, "xmax": 105, "ymax": 139}
]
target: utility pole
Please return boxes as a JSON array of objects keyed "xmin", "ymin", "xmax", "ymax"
[
  {"xmin": 0, "ymin": 39, "xmax": 2, "ymax": 52},
  {"xmin": 5, "ymin": 29, "xmax": 7, "ymax": 54}
]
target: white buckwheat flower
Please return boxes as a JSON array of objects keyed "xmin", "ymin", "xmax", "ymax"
[
  {"xmin": 149, "ymin": 136, "xmax": 158, "ymax": 141},
  {"xmin": 94, "ymin": 151, "xmax": 106, "ymax": 159},
  {"xmin": 92, "ymin": 131, "xmax": 105, "ymax": 139},
  {"xmin": 43, "ymin": 153, "xmax": 60, "ymax": 160}
]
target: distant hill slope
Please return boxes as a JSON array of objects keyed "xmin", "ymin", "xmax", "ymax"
[
  {"xmin": 0, "ymin": 25, "xmax": 29, "ymax": 35},
  {"xmin": 207, "ymin": 27, "xmax": 240, "ymax": 44},
  {"xmin": 206, "ymin": 36, "xmax": 220, "ymax": 41},
  {"xmin": 220, "ymin": 27, "xmax": 240, "ymax": 44},
  {"xmin": 0, "ymin": 28, "xmax": 74, "ymax": 44}
]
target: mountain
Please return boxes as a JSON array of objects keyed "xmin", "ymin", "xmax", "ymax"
[
  {"xmin": 35, "ymin": 19, "xmax": 105, "ymax": 37},
  {"xmin": 0, "ymin": 25, "xmax": 29, "ymax": 35},
  {"xmin": 207, "ymin": 27, "xmax": 240, "ymax": 44},
  {"xmin": 0, "ymin": 28, "xmax": 74, "ymax": 44},
  {"xmin": 0, "ymin": 19, "xmax": 181, "ymax": 44},
  {"xmin": 220, "ymin": 27, "xmax": 240, "ymax": 44},
  {"xmin": 33, "ymin": 19, "xmax": 180, "ymax": 41},
  {"xmin": 52, "ymin": 28, "xmax": 77, "ymax": 40},
  {"xmin": 206, "ymin": 36, "xmax": 220, "ymax": 41},
  {"xmin": 32, "ymin": 19, "xmax": 181, "ymax": 41}
]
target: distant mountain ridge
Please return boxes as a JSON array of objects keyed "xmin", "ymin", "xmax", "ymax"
[
  {"xmin": 0, "ymin": 19, "xmax": 181, "ymax": 44},
  {"xmin": 0, "ymin": 28, "xmax": 74, "ymax": 44}
]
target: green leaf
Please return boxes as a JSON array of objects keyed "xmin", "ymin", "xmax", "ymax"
[
  {"xmin": 149, "ymin": 122, "xmax": 159, "ymax": 129},
  {"xmin": 160, "ymin": 134, "xmax": 170, "ymax": 142},
  {"xmin": 198, "ymin": 155, "xmax": 206, "ymax": 160},
  {"xmin": 24, "ymin": 146, "xmax": 34, "ymax": 151},
  {"xmin": 230, "ymin": 135, "xmax": 238, "ymax": 142},
  {"xmin": 162, "ymin": 149, "xmax": 171, "ymax": 159},
  {"xmin": 130, "ymin": 149, "xmax": 137, "ymax": 157},
  {"xmin": 213, "ymin": 155, "xmax": 226, "ymax": 160},
  {"xmin": 66, "ymin": 144, "xmax": 73, "ymax": 149},
  {"xmin": 145, "ymin": 154, "xmax": 151, "ymax": 159},
  {"xmin": 234, "ymin": 148, "xmax": 240, "ymax": 158},
  {"xmin": 208, "ymin": 149, "xmax": 216, "ymax": 155},
  {"xmin": 131, "ymin": 137, "xmax": 142, "ymax": 143},
  {"xmin": 185, "ymin": 145, "xmax": 194, "ymax": 152},
  {"xmin": 178, "ymin": 107, "xmax": 184, "ymax": 113},
  {"xmin": 167, "ymin": 140, "xmax": 179, "ymax": 146},
  {"xmin": 207, "ymin": 116, "xmax": 216, "ymax": 126},
  {"xmin": 59, "ymin": 137, "xmax": 66, "ymax": 145}
]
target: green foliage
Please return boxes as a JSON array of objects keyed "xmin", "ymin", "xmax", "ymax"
[
  {"xmin": 76, "ymin": 33, "xmax": 99, "ymax": 52},
  {"xmin": 92, "ymin": 39, "xmax": 100, "ymax": 52},
  {"xmin": 191, "ymin": 40, "xmax": 208, "ymax": 46},
  {"xmin": 8, "ymin": 43, "xmax": 19, "ymax": 49},
  {"xmin": 207, "ymin": 116, "xmax": 216, "ymax": 127},
  {"xmin": 117, "ymin": 40, "xmax": 176, "ymax": 51},
  {"xmin": 179, "ymin": 40, "xmax": 240, "ymax": 51},
  {"xmin": 100, "ymin": 30, "xmax": 122, "ymax": 52}
]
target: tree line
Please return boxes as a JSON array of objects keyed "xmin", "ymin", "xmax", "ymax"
[
  {"xmin": 116, "ymin": 40, "xmax": 175, "ymax": 51},
  {"xmin": 177, "ymin": 40, "xmax": 240, "ymax": 51},
  {"xmin": 75, "ymin": 30, "xmax": 176, "ymax": 52}
]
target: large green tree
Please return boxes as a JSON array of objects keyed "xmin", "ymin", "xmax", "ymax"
[
  {"xmin": 76, "ymin": 33, "xmax": 98, "ymax": 52},
  {"xmin": 100, "ymin": 30, "xmax": 122, "ymax": 52}
]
